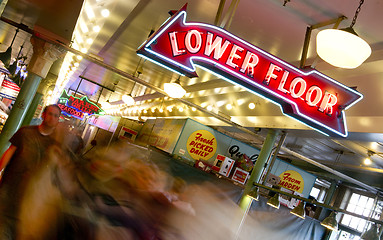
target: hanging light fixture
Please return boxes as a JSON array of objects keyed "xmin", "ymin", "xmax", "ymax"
[
  {"xmin": 320, "ymin": 211, "xmax": 338, "ymax": 231},
  {"xmin": 122, "ymin": 81, "xmax": 136, "ymax": 106},
  {"xmin": 361, "ymin": 224, "xmax": 379, "ymax": 240},
  {"xmin": 101, "ymin": 87, "xmax": 114, "ymax": 109},
  {"xmin": 0, "ymin": 29, "xmax": 19, "ymax": 68},
  {"xmin": 8, "ymin": 43, "xmax": 24, "ymax": 76},
  {"xmin": 247, "ymin": 187, "xmax": 259, "ymax": 201},
  {"xmin": 164, "ymin": 76, "xmax": 186, "ymax": 98},
  {"xmin": 101, "ymin": 99, "xmax": 111, "ymax": 109},
  {"xmin": 267, "ymin": 193, "xmax": 280, "ymax": 209},
  {"xmin": 316, "ymin": 0, "xmax": 371, "ymax": 69},
  {"xmin": 290, "ymin": 201, "xmax": 306, "ymax": 219},
  {"xmin": 122, "ymin": 94, "xmax": 135, "ymax": 106},
  {"xmin": 364, "ymin": 150, "xmax": 374, "ymax": 165}
]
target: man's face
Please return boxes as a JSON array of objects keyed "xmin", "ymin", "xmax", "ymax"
[{"xmin": 42, "ymin": 106, "xmax": 61, "ymax": 128}]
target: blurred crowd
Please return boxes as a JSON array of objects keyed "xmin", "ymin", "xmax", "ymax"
[{"xmin": 0, "ymin": 106, "xmax": 244, "ymax": 239}]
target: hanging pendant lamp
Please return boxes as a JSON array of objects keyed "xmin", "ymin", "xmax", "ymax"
[
  {"xmin": 316, "ymin": 0, "xmax": 371, "ymax": 69},
  {"xmin": 320, "ymin": 211, "xmax": 338, "ymax": 231},
  {"xmin": 0, "ymin": 29, "xmax": 19, "ymax": 68},
  {"xmin": 247, "ymin": 187, "xmax": 259, "ymax": 201},
  {"xmin": 267, "ymin": 193, "xmax": 280, "ymax": 209},
  {"xmin": 122, "ymin": 94, "xmax": 135, "ymax": 106},
  {"xmin": 122, "ymin": 81, "xmax": 136, "ymax": 106},
  {"xmin": 164, "ymin": 76, "xmax": 186, "ymax": 98},
  {"xmin": 290, "ymin": 201, "xmax": 306, "ymax": 219},
  {"xmin": 361, "ymin": 224, "xmax": 379, "ymax": 240}
]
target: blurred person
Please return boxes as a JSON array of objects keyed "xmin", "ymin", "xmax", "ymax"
[
  {"xmin": 0, "ymin": 104, "xmax": 61, "ymax": 240},
  {"xmin": 16, "ymin": 121, "xmax": 96, "ymax": 240},
  {"xmin": 67, "ymin": 126, "xmax": 84, "ymax": 156},
  {"xmin": 73, "ymin": 142, "xmax": 187, "ymax": 239}
]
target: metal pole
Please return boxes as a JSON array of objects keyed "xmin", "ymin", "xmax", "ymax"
[
  {"xmin": 299, "ymin": 26, "xmax": 312, "ymax": 68},
  {"xmin": 214, "ymin": 0, "xmax": 226, "ymax": 25},
  {"xmin": 324, "ymin": 180, "xmax": 338, "ymax": 205},
  {"xmin": 239, "ymin": 129, "xmax": 279, "ymax": 209},
  {"xmin": 74, "ymin": 78, "xmax": 83, "ymax": 96},
  {"xmin": 262, "ymin": 131, "xmax": 287, "ymax": 183}
]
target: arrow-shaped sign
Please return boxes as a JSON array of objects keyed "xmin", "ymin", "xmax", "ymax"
[{"xmin": 137, "ymin": 4, "xmax": 363, "ymax": 137}]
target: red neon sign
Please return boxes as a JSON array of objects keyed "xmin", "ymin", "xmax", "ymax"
[{"xmin": 137, "ymin": 5, "xmax": 363, "ymax": 137}]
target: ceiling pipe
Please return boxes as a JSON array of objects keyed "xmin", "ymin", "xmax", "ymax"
[
  {"xmin": 214, "ymin": 0, "xmax": 226, "ymax": 25},
  {"xmin": 1, "ymin": 16, "xmax": 379, "ymax": 195},
  {"xmin": 281, "ymin": 147, "xmax": 378, "ymax": 194},
  {"xmin": 218, "ymin": 0, "xmax": 240, "ymax": 29}
]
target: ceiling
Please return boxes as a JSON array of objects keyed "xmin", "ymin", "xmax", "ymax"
[{"xmin": 1, "ymin": 0, "xmax": 383, "ymax": 195}]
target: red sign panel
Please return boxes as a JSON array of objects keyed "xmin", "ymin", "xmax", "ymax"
[
  {"xmin": 137, "ymin": 5, "xmax": 363, "ymax": 137},
  {"xmin": 0, "ymin": 79, "xmax": 20, "ymax": 101}
]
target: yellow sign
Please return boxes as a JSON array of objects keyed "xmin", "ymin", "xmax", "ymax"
[
  {"xmin": 278, "ymin": 170, "xmax": 304, "ymax": 193},
  {"xmin": 186, "ymin": 130, "xmax": 217, "ymax": 160}
]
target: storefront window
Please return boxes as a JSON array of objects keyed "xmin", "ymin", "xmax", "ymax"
[
  {"xmin": 309, "ymin": 186, "xmax": 320, "ymax": 199},
  {"xmin": 341, "ymin": 193, "xmax": 381, "ymax": 231},
  {"xmin": 332, "ymin": 192, "xmax": 382, "ymax": 239}
]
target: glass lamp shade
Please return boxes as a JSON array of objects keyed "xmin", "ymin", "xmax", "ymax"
[
  {"xmin": 101, "ymin": 100, "xmax": 111, "ymax": 109},
  {"xmin": 364, "ymin": 157, "xmax": 372, "ymax": 165},
  {"xmin": 164, "ymin": 82, "xmax": 186, "ymax": 98},
  {"xmin": 267, "ymin": 193, "xmax": 280, "ymax": 209},
  {"xmin": 316, "ymin": 28, "xmax": 371, "ymax": 69},
  {"xmin": 361, "ymin": 224, "xmax": 379, "ymax": 240},
  {"xmin": 247, "ymin": 187, "xmax": 259, "ymax": 201},
  {"xmin": 0, "ymin": 46, "xmax": 13, "ymax": 68},
  {"xmin": 122, "ymin": 94, "xmax": 135, "ymax": 106},
  {"xmin": 320, "ymin": 211, "xmax": 338, "ymax": 231},
  {"xmin": 290, "ymin": 201, "xmax": 306, "ymax": 219}
]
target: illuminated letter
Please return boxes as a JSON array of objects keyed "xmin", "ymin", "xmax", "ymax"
[
  {"xmin": 185, "ymin": 30, "xmax": 202, "ymax": 54},
  {"xmin": 289, "ymin": 77, "xmax": 306, "ymax": 99},
  {"xmin": 264, "ymin": 63, "xmax": 282, "ymax": 85},
  {"xmin": 169, "ymin": 32, "xmax": 185, "ymax": 56},
  {"xmin": 306, "ymin": 86, "xmax": 322, "ymax": 106},
  {"xmin": 204, "ymin": 32, "xmax": 230, "ymax": 60},
  {"xmin": 226, "ymin": 44, "xmax": 244, "ymax": 69},
  {"xmin": 240, "ymin": 51, "xmax": 259, "ymax": 76},
  {"xmin": 277, "ymin": 70, "xmax": 290, "ymax": 94},
  {"xmin": 319, "ymin": 92, "xmax": 337, "ymax": 115}
]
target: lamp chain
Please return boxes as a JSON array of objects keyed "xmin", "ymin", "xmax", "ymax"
[{"xmin": 350, "ymin": 0, "xmax": 365, "ymax": 28}]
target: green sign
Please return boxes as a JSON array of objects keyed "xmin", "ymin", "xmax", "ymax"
[{"xmin": 57, "ymin": 90, "xmax": 105, "ymax": 119}]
